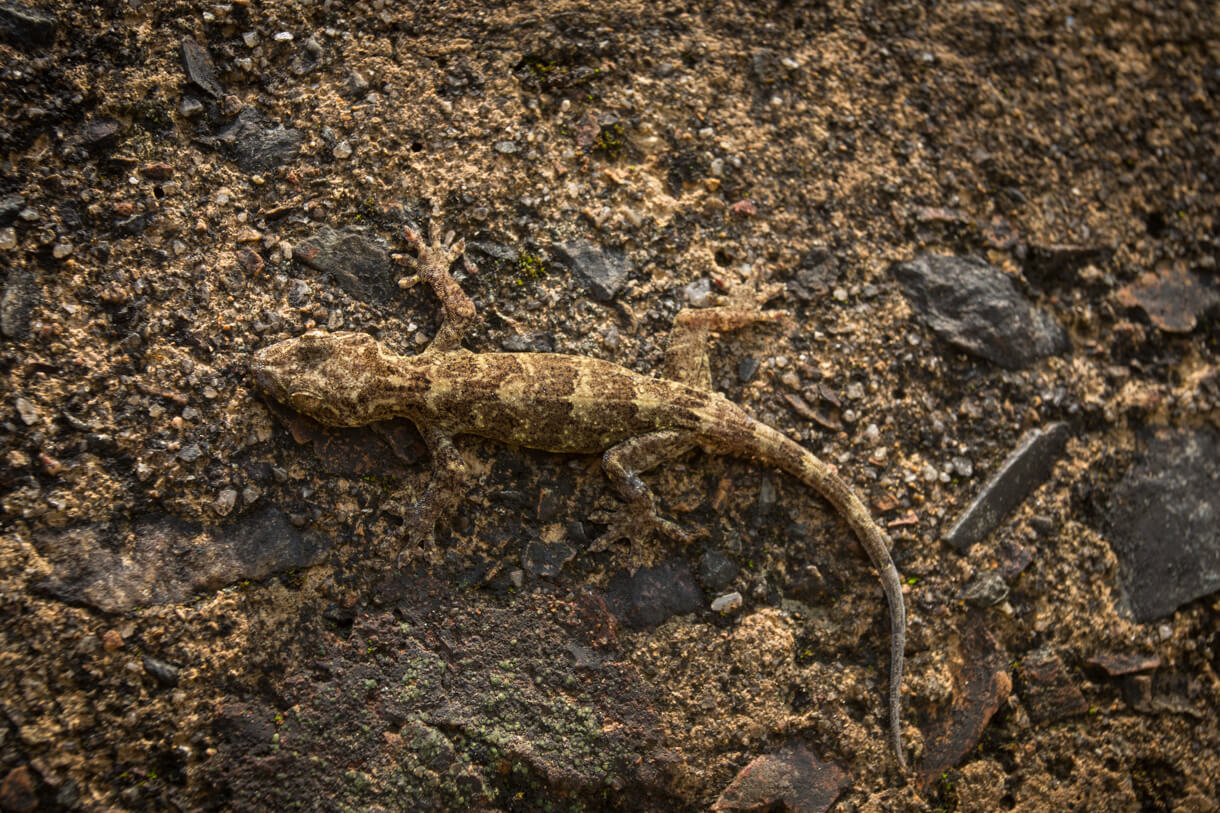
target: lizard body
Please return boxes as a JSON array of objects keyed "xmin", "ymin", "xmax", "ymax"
[{"xmin": 250, "ymin": 226, "xmax": 909, "ymax": 771}]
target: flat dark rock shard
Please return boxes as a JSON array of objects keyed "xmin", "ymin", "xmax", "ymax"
[
  {"xmin": 1115, "ymin": 263, "xmax": 1220, "ymax": 333},
  {"xmin": 713, "ymin": 742, "xmax": 850, "ymax": 813},
  {"xmin": 606, "ymin": 558, "xmax": 702, "ymax": 629},
  {"xmin": 943, "ymin": 422, "xmax": 1071, "ymax": 552},
  {"xmin": 1, "ymin": 266, "xmax": 37, "ymax": 339},
  {"xmin": 34, "ymin": 506, "xmax": 332, "ymax": 612},
  {"xmin": 180, "ymin": 36, "xmax": 223, "ymax": 98},
  {"xmin": 294, "ymin": 225, "xmax": 396, "ymax": 302},
  {"xmin": 892, "ymin": 254, "xmax": 1068, "ymax": 369},
  {"xmin": 521, "ymin": 539, "xmax": 576, "ymax": 577},
  {"xmin": 552, "ymin": 239, "xmax": 630, "ymax": 302},
  {"xmin": 0, "ymin": 1, "xmax": 57, "ymax": 47},
  {"xmin": 1108, "ymin": 427, "xmax": 1220, "ymax": 622},
  {"xmin": 918, "ymin": 618, "xmax": 1011, "ymax": 789},
  {"xmin": 215, "ymin": 108, "xmax": 302, "ymax": 173},
  {"xmin": 1086, "ymin": 652, "xmax": 1161, "ymax": 677},
  {"xmin": 1018, "ymin": 648, "xmax": 1088, "ymax": 725}
]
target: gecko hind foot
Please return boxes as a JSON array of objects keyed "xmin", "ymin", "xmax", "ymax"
[
  {"xmin": 388, "ymin": 505, "xmax": 440, "ymax": 567},
  {"xmin": 712, "ymin": 259, "xmax": 788, "ymax": 310},
  {"xmin": 588, "ymin": 510, "xmax": 705, "ymax": 553}
]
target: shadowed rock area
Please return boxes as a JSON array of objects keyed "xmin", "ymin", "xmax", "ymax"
[{"xmin": 35, "ymin": 506, "xmax": 331, "ymax": 612}]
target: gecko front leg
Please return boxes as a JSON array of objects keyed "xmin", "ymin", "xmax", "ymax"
[{"xmin": 397, "ymin": 222, "xmax": 478, "ymax": 354}]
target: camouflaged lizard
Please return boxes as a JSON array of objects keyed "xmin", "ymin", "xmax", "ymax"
[{"xmin": 250, "ymin": 224, "xmax": 909, "ymax": 770}]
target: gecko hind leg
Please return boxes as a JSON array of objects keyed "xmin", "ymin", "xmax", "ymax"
[
  {"xmin": 590, "ymin": 430, "xmax": 702, "ymax": 553},
  {"xmin": 663, "ymin": 264, "xmax": 789, "ymax": 389},
  {"xmin": 394, "ymin": 427, "xmax": 467, "ymax": 566}
]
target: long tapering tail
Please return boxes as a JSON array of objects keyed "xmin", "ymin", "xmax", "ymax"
[{"xmin": 739, "ymin": 418, "xmax": 908, "ymax": 770}]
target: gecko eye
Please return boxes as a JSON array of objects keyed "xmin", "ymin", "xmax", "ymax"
[{"xmin": 289, "ymin": 391, "xmax": 336, "ymax": 422}]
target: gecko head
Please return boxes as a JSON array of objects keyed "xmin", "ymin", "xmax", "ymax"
[{"xmin": 250, "ymin": 330, "xmax": 384, "ymax": 426}]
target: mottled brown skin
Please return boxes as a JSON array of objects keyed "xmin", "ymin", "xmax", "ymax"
[{"xmin": 250, "ymin": 225, "xmax": 910, "ymax": 771}]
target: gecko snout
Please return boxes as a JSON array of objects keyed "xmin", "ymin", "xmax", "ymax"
[{"xmin": 248, "ymin": 346, "xmax": 286, "ymax": 400}]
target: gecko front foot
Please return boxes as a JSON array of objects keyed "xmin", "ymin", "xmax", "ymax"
[
  {"xmin": 397, "ymin": 223, "xmax": 470, "ymax": 289},
  {"xmin": 588, "ymin": 508, "xmax": 705, "ymax": 553}
]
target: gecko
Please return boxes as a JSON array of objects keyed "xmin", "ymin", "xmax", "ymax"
[{"xmin": 250, "ymin": 223, "xmax": 909, "ymax": 771}]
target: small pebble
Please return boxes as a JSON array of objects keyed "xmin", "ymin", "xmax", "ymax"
[
  {"xmin": 52, "ymin": 242, "xmax": 73, "ymax": 259},
  {"xmin": 15, "ymin": 397, "xmax": 40, "ymax": 426},
  {"xmin": 215, "ymin": 488, "xmax": 238, "ymax": 516},
  {"xmin": 274, "ymin": 31, "xmax": 294, "ymax": 42},
  {"xmin": 737, "ymin": 357, "xmax": 760, "ymax": 383},
  {"xmin": 142, "ymin": 656, "xmax": 181, "ymax": 687},
  {"xmin": 0, "ymin": 226, "xmax": 16, "ymax": 250},
  {"xmin": 333, "ymin": 140, "xmax": 353, "ymax": 159},
  {"xmin": 684, "ymin": 278, "xmax": 713, "ymax": 306},
  {"xmin": 711, "ymin": 591, "xmax": 743, "ymax": 613}
]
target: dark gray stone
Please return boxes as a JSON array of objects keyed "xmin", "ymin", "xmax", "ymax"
[
  {"xmin": 1, "ymin": 267, "xmax": 37, "ymax": 340},
  {"xmin": 467, "ymin": 240, "xmax": 516, "ymax": 262},
  {"xmin": 1109, "ymin": 427, "xmax": 1220, "ymax": 622},
  {"xmin": 606, "ymin": 558, "xmax": 702, "ymax": 629},
  {"xmin": 294, "ymin": 225, "xmax": 394, "ymax": 302},
  {"xmin": 737, "ymin": 357, "xmax": 760, "ymax": 383},
  {"xmin": 699, "ymin": 549, "xmax": 738, "ymax": 591},
  {"xmin": 78, "ymin": 118, "xmax": 122, "ymax": 149},
  {"xmin": 959, "ymin": 571, "xmax": 1009, "ymax": 608},
  {"xmin": 943, "ymin": 422, "xmax": 1071, "ymax": 552},
  {"xmin": 216, "ymin": 109, "xmax": 301, "ymax": 173},
  {"xmin": 181, "ymin": 36, "xmax": 223, "ymax": 98},
  {"xmin": 142, "ymin": 655, "xmax": 181, "ymax": 687},
  {"xmin": 34, "ymin": 506, "xmax": 332, "ymax": 612},
  {"xmin": 786, "ymin": 248, "xmax": 840, "ymax": 302},
  {"xmin": 552, "ymin": 239, "xmax": 630, "ymax": 302},
  {"xmin": 0, "ymin": 1, "xmax": 56, "ymax": 47},
  {"xmin": 893, "ymin": 254, "xmax": 1068, "ymax": 369},
  {"xmin": 0, "ymin": 193, "xmax": 24, "ymax": 225},
  {"xmin": 520, "ymin": 540, "xmax": 576, "ymax": 578}
]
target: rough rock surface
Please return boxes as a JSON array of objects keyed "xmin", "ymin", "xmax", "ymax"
[
  {"xmin": 892, "ymin": 254, "xmax": 1069, "ymax": 369},
  {"xmin": 1108, "ymin": 428, "xmax": 1220, "ymax": 622}
]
